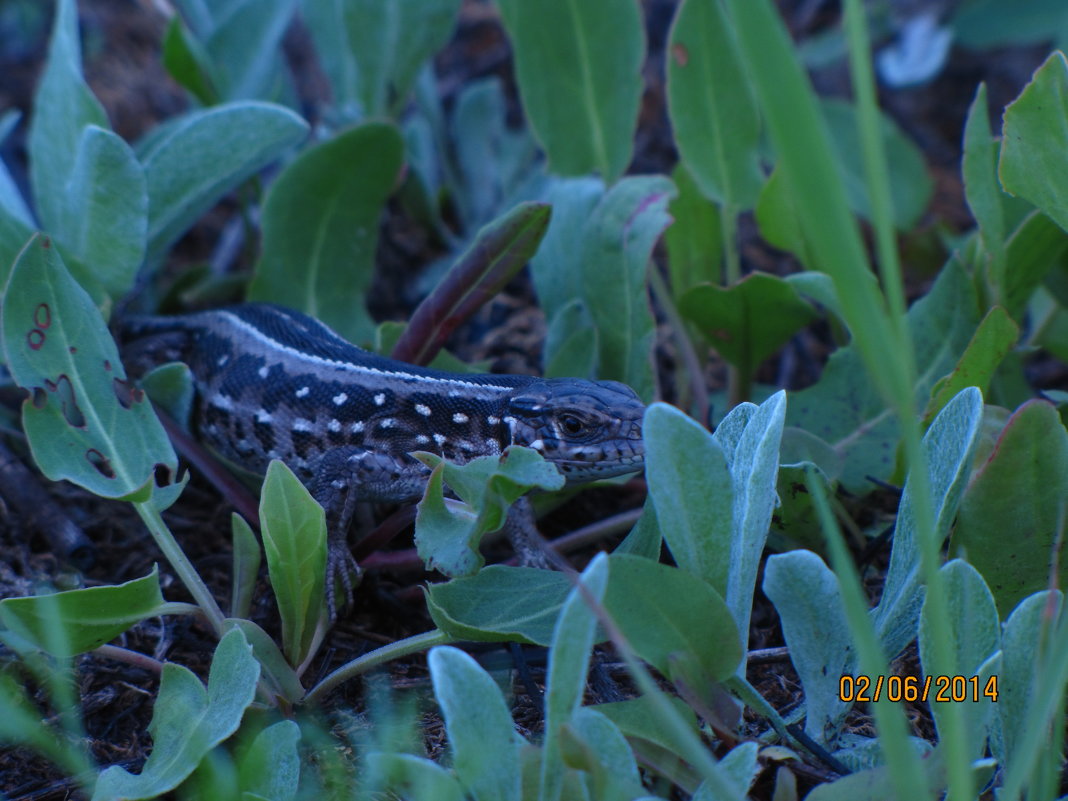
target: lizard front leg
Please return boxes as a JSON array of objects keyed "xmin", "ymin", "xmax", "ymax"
[
  {"xmin": 502, "ymin": 496, "xmax": 553, "ymax": 569},
  {"xmin": 310, "ymin": 447, "xmax": 429, "ymax": 619}
]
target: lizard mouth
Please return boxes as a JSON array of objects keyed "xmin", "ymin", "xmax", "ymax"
[{"xmin": 549, "ymin": 449, "xmax": 645, "ymax": 480}]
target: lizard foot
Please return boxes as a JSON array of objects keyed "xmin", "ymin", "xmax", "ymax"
[{"xmin": 325, "ymin": 542, "xmax": 362, "ymax": 621}]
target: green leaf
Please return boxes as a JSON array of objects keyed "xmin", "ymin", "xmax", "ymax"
[
  {"xmin": 615, "ymin": 495, "xmax": 661, "ymax": 561},
  {"xmin": 414, "ymin": 447, "xmax": 564, "ymax": 577},
  {"xmin": 693, "ymin": 742, "xmax": 760, "ymax": 801},
  {"xmin": 922, "ymin": 305, "xmax": 1018, "ymax": 425},
  {"xmin": 756, "ymin": 97, "xmax": 934, "ymax": 251},
  {"xmin": 162, "ymin": 15, "xmax": 220, "ymax": 106},
  {"xmin": 249, "ymin": 122, "xmax": 402, "ymax": 345},
  {"xmin": 820, "ymin": 98, "xmax": 933, "ymax": 230},
  {"xmin": 303, "ymin": 0, "xmax": 462, "ymax": 118},
  {"xmin": 426, "ymin": 566, "xmax": 572, "ymax": 646},
  {"xmin": 1000, "ymin": 51, "xmax": 1068, "ymax": 234},
  {"xmin": 140, "ymin": 361, "xmax": 196, "ymax": 431},
  {"xmin": 665, "ymin": 164, "xmax": 724, "ymax": 298},
  {"xmin": 93, "ymin": 628, "xmax": 260, "ymax": 801},
  {"xmin": 237, "ymin": 720, "xmax": 301, "ymax": 801},
  {"xmin": 543, "ymin": 300, "xmax": 598, "ymax": 380},
  {"xmin": 592, "ymin": 695, "xmax": 701, "ymax": 760},
  {"xmin": 754, "ymin": 167, "xmax": 812, "ymax": 267},
  {"xmin": 27, "ymin": 0, "xmax": 108, "ymax": 237},
  {"xmin": 560, "ymin": 708, "xmax": 644, "ymax": 800},
  {"xmin": 763, "ymin": 551, "xmax": 852, "ymax": 748},
  {"xmin": 643, "ymin": 402, "xmax": 732, "ymax": 592},
  {"xmin": 770, "ymin": 459, "xmax": 839, "ymax": 553},
  {"xmin": 201, "ymin": 0, "xmax": 296, "ymax": 102},
  {"xmin": 428, "ymin": 646, "xmax": 523, "ymax": 801},
  {"xmin": 497, "ymin": 0, "xmax": 642, "ymax": 181},
  {"xmin": 714, "ymin": 391, "xmax": 787, "ymax": 650},
  {"xmin": 995, "ymin": 590, "xmax": 1062, "ymax": 767},
  {"xmin": 962, "ymin": 83, "xmax": 1006, "ymax": 300},
  {"xmin": 0, "ymin": 568, "xmax": 167, "ymax": 657},
  {"xmin": 604, "ymin": 554, "xmax": 742, "ymax": 684},
  {"xmin": 725, "ymin": 0, "xmax": 907, "ymax": 433},
  {"xmin": 365, "ymin": 752, "xmax": 466, "ymax": 801},
  {"xmin": 803, "ymin": 749, "xmax": 945, "ymax": 801},
  {"xmin": 918, "ymin": 560, "xmax": 1000, "ymax": 761},
  {"xmin": 141, "ymin": 101, "xmax": 308, "ymax": 258},
  {"xmin": 678, "ymin": 272, "xmax": 817, "ymax": 375},
  {"xmin": 666, "ymin": 0, "xmax": 762, "ymax": 208},
  {"xmin": 951, "ymin": 400, "xmax": 1068, "ymax": 617},
  {"xmin": 60, "ymin": 125, "xmax": 147, "ymax": 297},
  {"xmin": 1003, "ymin": 211, "xmax": 1068, "ymax": 319},
  {"xmin": 951, "ymin": 0, "xmax": 1068, "ymax": 48},
  {"xmin": 873, "ymin": 387, "xmax": 985, "ymax": 659},
  {"xmin": 585, "ymin": 176, "xmax": 673, "ymax": 400},
  {"xmin": 0, "ymin": 210, "xmax": 35, "ymax": 296},
  {"xmin": 221, "ymin": 618, "xmax": 304, "ymax": 704},
  {"xmin": 1, "ymin": 234, "xmax": 178, "ymax": 499},
  {"xmin": 531, "ymin": 178, "xmax": 604, "ymax": 324},
  {"xmin": 259, "ymin": 460, "xmax": 326, "ymax": 666},
  {"xmin": 230, "ymin": 514, "xmax": 260, "ymax": 620},
  {"xmin": 787, "ymin": 258, "xmax": 980, "ymax": 493},
  {"xmin": 541, "ymin": 554, "xmax": 609, "ymax": 801},
  {"xmin": 644, "ymin": 390, "xmax": 786, "ymax": 656},
  {"xmin": 449, "ymin": 77, "xmax": 544, "ymax": 233},
  {"xmin": 0, "ymin": 110, "xmax": 34, "ymax": 229}
]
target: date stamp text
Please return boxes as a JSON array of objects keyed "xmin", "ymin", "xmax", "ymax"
[{"xmin": 839, "ymin": 674, "xmax": 998, "ymax": 703}]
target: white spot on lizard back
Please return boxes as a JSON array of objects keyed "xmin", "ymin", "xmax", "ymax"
[
  {"xmin": 292, "ymin": 418, "xmax": 313, "ymax": 432},
  {"xmin": 452, "ymin": 412, "xmax": 469, "ymax": 424},
  {"xmin": 332, "ymin": 392, "xmax": 348, "ymax": 405},
  {"xmin": 295, "ymin": 386, "xmax": 310, "ymax": 398},
  {"xmin": 415, "ymin": 403, "xmax": 432, "ymax": 417},
  {"xmin": 258, "ymin": 365, "xmax": 269, "ymax": 379},
  {"xmin": 328, "ymin": 419, "xmax": 341, "ymax": 433},
  {"xmin": 433, "ymin": 433, "xmax": 447, "ymax": 446},
  {"xmin": 350, "ymin": 421, "xmax": 365, "ymax": 433}
]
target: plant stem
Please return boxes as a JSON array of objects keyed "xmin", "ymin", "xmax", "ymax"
[
  {"xmin": 135, "ymin": 501, "xmax": 227, "ymax": 637},
  {"xmin": 304, "ymin": 629, "xmax": 454, "ymax": 705},
  {"xmin": 648, "ymin": 267, "xmax": 709, "ymax": 425}
]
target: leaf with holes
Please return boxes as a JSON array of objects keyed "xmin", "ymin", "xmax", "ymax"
[
  {"xmin": 414, "ymin": 446, "xmax": 564, "ymax": 577},
  {"xmin": 0, "ymin": 234, "xmax": 177, "ymax": 500}
]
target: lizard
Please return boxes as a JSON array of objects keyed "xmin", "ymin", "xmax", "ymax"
[{"xmin": 120, "ymin": 303, "xmax": 646, "ymax": 616}]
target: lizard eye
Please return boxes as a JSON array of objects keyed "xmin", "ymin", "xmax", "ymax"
[{"xmin": 560, "ymin": 414, "xmax": 585, "ymax": 436}]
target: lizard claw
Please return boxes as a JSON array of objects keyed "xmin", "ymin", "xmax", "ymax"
[{"xmin": 325, "ymin": 541, "xmax": 362, "ymax": 621}]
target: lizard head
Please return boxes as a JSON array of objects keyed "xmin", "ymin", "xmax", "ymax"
[{"xmin": 505, "ymin": 378, "xmax": 645, "ymax": 482}]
